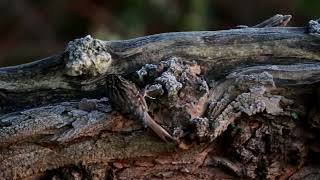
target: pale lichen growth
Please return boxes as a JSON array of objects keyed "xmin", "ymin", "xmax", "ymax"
[
  {"xmin": 209, "ymin": 72, "xmax": 285, "ymax": 141},
  {"xmin": 161, "ymin": 57, "xmax": 184, "ymax": 75},
  {"xmin": 308, "ymin": 19, "xmax": 320, "ymax": 34},
  {"xmin": 190, "ymin": 117, "xmax": 209, "ymax": 140},
  {"xmin": 154, "ymin": 57, "xmax": 187, "ymax": 98},
  {"xmin": 65, "ymin": 35, "xmax": 112, "ymax": 76},
  {"xmin": 135, "ymin": 57, "xmax": 209, "ymax": 141},
  {"xmin": 230, "ymin": 71, "xmax": 275, "ymax": 90},
  {"xmin": 155, "ymin": 71, "xmax": 182, "ymax": 97},
  {"xmin": 136, "ymin": 63, "xmax": 158, "ymax": 81}
]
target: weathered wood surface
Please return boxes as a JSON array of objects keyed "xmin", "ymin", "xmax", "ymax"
[
  {"xmin": 1, "ymin": 15, "xmax": 319, "ymax": 113},
  {"xmin": 1, "ymin": 14, "xmax": 320, "ymax": 179}
]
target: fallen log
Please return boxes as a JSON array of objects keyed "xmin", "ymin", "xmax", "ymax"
[{"xmin": 1, "ymin": 14, "xmax": 320, "ymax": 179}]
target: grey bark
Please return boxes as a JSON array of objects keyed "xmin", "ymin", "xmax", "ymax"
[{"xmin": 1, "ymin": 14, "xmax": 320, "ymax": 179}]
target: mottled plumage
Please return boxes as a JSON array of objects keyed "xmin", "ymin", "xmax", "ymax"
[{"xmin": 106, "ymin": 74, "xmax": 173, "ymax": 142}]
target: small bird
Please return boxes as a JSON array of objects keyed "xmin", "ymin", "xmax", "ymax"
[{"xmin": 105, "ymin": 74, "xmax": 173, "ymax": 142}]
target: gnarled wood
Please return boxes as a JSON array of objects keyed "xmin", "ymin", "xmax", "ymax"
[{"xmin": 1, "ymin": 14, "xmax": 320, "ymax": 179}]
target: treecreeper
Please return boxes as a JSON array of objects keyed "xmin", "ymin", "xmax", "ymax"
[{"xmin": 105, "ymin": 74, "xmax": 173, "ymax": 142}]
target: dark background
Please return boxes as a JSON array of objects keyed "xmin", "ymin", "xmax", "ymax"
[{"xmin": 0, "ymin": 0, "xmax": 319, "ymax": 67}]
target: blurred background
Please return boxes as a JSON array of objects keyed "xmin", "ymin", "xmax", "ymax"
[{"xmin": 0, "ymin": 0, "xmax": 319, "ymax": 67}]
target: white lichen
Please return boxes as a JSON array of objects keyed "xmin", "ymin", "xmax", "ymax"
[
  {"xmin": 160, "ymin": 57, "xmax": 184, "ymax": 75},
  {"xmin": 234, "ymin": 71, "xmax": 275, "ymax": 90},
  {"xmin": 308, "ymin": 19, "xmax": 320, "ymax": 34},
  {"xmin": 190, "ymin": 117, "xmax": 209, "ymax": 140},
  {"xmin": 155, "ymin": 71, "xmax": 182, "ymax": 97},
  {"xmin": 65, "ymin": 35, "xmax": 112, "ymax": 76},
  {"xmin": 136, "ymin": 64, "xmax": 158, "ymax": 81},
  {"xmin": 208, "ymin": 72, "xmax": 285, "ymax": 141}
]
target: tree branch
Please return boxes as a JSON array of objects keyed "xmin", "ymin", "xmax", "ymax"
[{"xmin": 1, "ymin": 14, "xmax": 320, "ymax": 179}]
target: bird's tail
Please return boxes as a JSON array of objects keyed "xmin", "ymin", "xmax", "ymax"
[{"xmin": 143, "ymin": 112, "xmax": 173, "ymax": 142}]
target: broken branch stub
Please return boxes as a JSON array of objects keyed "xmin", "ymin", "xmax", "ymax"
[{"xmin": 1, "ymin": 14, "xmax": 320, "ymax": 179}]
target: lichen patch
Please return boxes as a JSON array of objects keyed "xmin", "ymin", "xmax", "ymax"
[
  {"xmin": 65, "ymin": 35, "xmax": 112, "ymax": 76},
  {"xmin": 308, "ymin": 19, "xmax": 320, "ymax": 34}
]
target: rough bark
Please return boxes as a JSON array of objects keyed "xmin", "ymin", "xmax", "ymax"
[{"xmin": 1, "ymin": 14, "xmax": 320, "ymax": 179}]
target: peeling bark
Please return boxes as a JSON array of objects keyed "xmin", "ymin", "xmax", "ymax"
[{"xmin": 1, "ymin": 14, "xmax": 320, "ymax": 179}]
